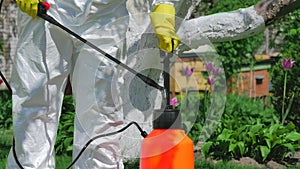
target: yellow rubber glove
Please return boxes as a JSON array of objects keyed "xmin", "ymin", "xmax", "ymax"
[
  {"xmin": 16, "ymin": 0, "xmax": 41, "ymax": 19},
  {"xmin": 150, "ymin": 4, "xmax": 180, "ymax": 52}
]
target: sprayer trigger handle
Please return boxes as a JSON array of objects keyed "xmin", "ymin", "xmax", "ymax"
[{"xmin": 37, "ymin": 1, "xmax": 50, "ymax": 16}]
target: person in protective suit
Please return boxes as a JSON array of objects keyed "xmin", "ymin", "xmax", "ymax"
[{"xmin": 6, "ymin": 0, "xmax": 180, "ymax": 168}]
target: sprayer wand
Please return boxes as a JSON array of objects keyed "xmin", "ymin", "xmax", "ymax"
[{"xmin": 37, "ymin": 2, "xmax": 164, "ymax": 91}]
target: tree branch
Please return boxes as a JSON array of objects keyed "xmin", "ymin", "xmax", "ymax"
[
  {"xmin": 177, "ymin": 6, "xmax": 265, "ymax": 45},
  {"xmin": 254, "ymin": 0, "xmax": 300, "ymax": 26},
  {"xmin": 177, "ymin": 0, "xmax": 300, "ymax": 46}
]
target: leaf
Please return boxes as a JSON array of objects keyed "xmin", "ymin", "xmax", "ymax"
[
  {"xmin": 201, "ymin": 141, "xmax": 213, "ymax": 159},
  {"xmin": 229, "ymin": 143, "xmax": 237, "ymax": 152},
  {"xmin": 67, "ymin": 145, "xmax": 73, "ymax": 151},
  {"xmin": 63, "ymin": 137, "xmax": 73, "ymax": 149},
  {"xmin": 286, "ymin": 131, "xmax": 300, "ymax": 142},
  {"xmin": 283, "ymin": 143, "xmax": 295, "ymax": 153},
  {"xmin": 286, "ymin": 122, "xmax": 296, "ymax": 130},
  {"xmin": 282, "ymin": 92, "xmax": 295, "ymax": 123},
  {"xmin": 269, "ymin": 123, "xmax": 280, "ymax": 134},
  {"xmin": 265, "ymin": 138, "xmax": 272, "ymax": 149},
  {"xmin": 217, "ymin": 129, "xmax": 232, "ymax": 141},
  {"xmin": 250, "ymin": 124, "xmax": 263, "ymax": 134},
  {"xmin": 237, "ymin": 141, "xmax": 245, "ymax": 155},
  {"xmin": 289, "ymin": 29, "xmax": 297, "ymax": 35},
  {"xmin": 260, "ymin": 146, "xmax": 270, "ymax": 161},
  {"xmin": 271, "ymin": 139, "xmax": 282, "ymax": 149}
]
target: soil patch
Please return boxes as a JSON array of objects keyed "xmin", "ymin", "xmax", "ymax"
[{"xmin": 194, "ymin": 149, "xmax": 300, "ymax": 168}]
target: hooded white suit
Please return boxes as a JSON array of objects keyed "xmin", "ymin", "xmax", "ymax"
[{"xmin": 6, "ymin": 0, "xmax": 179, "ymax": 169}]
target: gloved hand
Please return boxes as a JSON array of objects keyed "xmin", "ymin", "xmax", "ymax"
[
  {"xmin": 150, "ymin": 4, "xmax": 180, "ymax": 52},
  {"xmin": 16, "ymin": 0, "xmax": 41, "ymax": 19}
]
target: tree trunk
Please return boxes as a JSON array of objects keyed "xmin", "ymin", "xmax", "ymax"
[{"xmin": 0, "ymin": 0, "xmax": 17, "ymax": 89}]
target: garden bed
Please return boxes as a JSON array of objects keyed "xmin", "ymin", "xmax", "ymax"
[{"xmin": 195, "ymin": 149, "xmax": 300, "ymax": 169}]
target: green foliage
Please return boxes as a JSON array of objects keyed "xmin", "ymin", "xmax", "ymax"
[
  {"xmin": 270, "ymin": 10, "xmax": 300, "ymax": 130},
  {"xmin": 55, "ymin": 155, "xmax": 72, "ymax": 169},
  {"xmin": 0, "ymin": 129, "xmax": 13, "ymax": 160},
  {"xmin": 216, "ymin": 36, "xmax": 264, "ymax": 79},
  {"xmin": 206, "ymin": 0, "xmax": 260, "ymax": 14},
  {"xmin": 179, "ymin": 91, "xmax": 204, "ymax": 139},
  {"xmin": 0, "ymin": 38, "xmax": 4, "ymax": 54},
  {"xmin": 200, "ymin": 94, "xmax": 300, "ymax": 163},
  {"xmin": 182, "ymin": 90, "xmax": 214, "ymax": 143},
  {"xmin": 55, "ymin": 95, "xmax": 75, "ymax": 156},
  {"xmin": 196, "ymin": 0, "xmax": 260, "ymax": 16},
  {"xmin": 0, "ymin": 90, "xmax": 12, "ymax": 129}
]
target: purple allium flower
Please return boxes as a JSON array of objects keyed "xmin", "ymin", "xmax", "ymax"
[
  {"xmin": 170, "ymin": 97, "xmax": 180, "ymax": 107},
  {"xmin": 205, "ymin": 62, "xmax": 214, "ymax": 72},
  {"xmin": 207, "ymin": 77, "xmax": 215, "ymax": 85},
  {"xmin": 212, "ymin": 68, "xmax": 221, "ymax": 76},
  {"xmin": 282, "ymin": 58, "xmax": 294, "ymax": 70},
  {"xmin": 182, "ymin": 66, "xmax": 194, "ymax": 76}
]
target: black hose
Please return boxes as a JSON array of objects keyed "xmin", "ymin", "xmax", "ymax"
[
  {"xmin": 2, "ymin": 69, "xmax": 148, "ymax": 169},
  {"xmin": 0, "ymin": 71, "xmax": 12, "ymax": 94},
  {"xmin": 66, "ymin": 121, "xmax": 147, "ymax": 169},
  {"xmin": 12, "ymin": 138, "xmax": 24, "ymax": 169},
  {"xmin": 0, "ymin": 71, "xmax": 24, "ymax": 169}
]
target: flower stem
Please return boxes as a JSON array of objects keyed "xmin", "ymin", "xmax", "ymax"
[
  {"xmin": 282, "ymin": 92, "xmax": 295, "ymax": 125},
  {"xmin": 281, "ymin": 71, "xmax": 287, "ymax": 124}
]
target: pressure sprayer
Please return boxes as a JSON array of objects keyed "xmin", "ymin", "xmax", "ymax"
[
  {"xmin": 1, "ymin": 1, "xmax": 194, "ymax": 168},
  {"xmin": 140, "ymin": 51, "xmax": 194, "ymax": 169}
]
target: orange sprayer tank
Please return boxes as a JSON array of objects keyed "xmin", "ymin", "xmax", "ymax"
[{"xmin": 140, "ymin": 109, "xmax": 194, "ymax": 169}]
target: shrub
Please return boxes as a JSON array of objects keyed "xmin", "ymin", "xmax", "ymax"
[
  {"xmin": 0, "ymin": 90, "xmax": 12, "ymax": 129},
  {"xmin": 201, "ymin": 94, "xmax": 300, "ymax": 163},
  {"xmin": 55, "ymin": 95, "xmax": 75, "ymax": 156}
]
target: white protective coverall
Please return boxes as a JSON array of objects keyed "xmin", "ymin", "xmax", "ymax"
[{"xmin": 6, "ymin": 0, "xmax": 176, "ymax": 169}]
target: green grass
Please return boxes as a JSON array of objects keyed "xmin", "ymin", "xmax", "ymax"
[{"xmin": 0, "ymin": 155, "xmax": 72, "ymax": 169}]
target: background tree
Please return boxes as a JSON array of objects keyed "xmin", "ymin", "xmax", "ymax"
[{"xmin": 177, "ymin": 0, "xmax": 300, "ymax": 88}]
